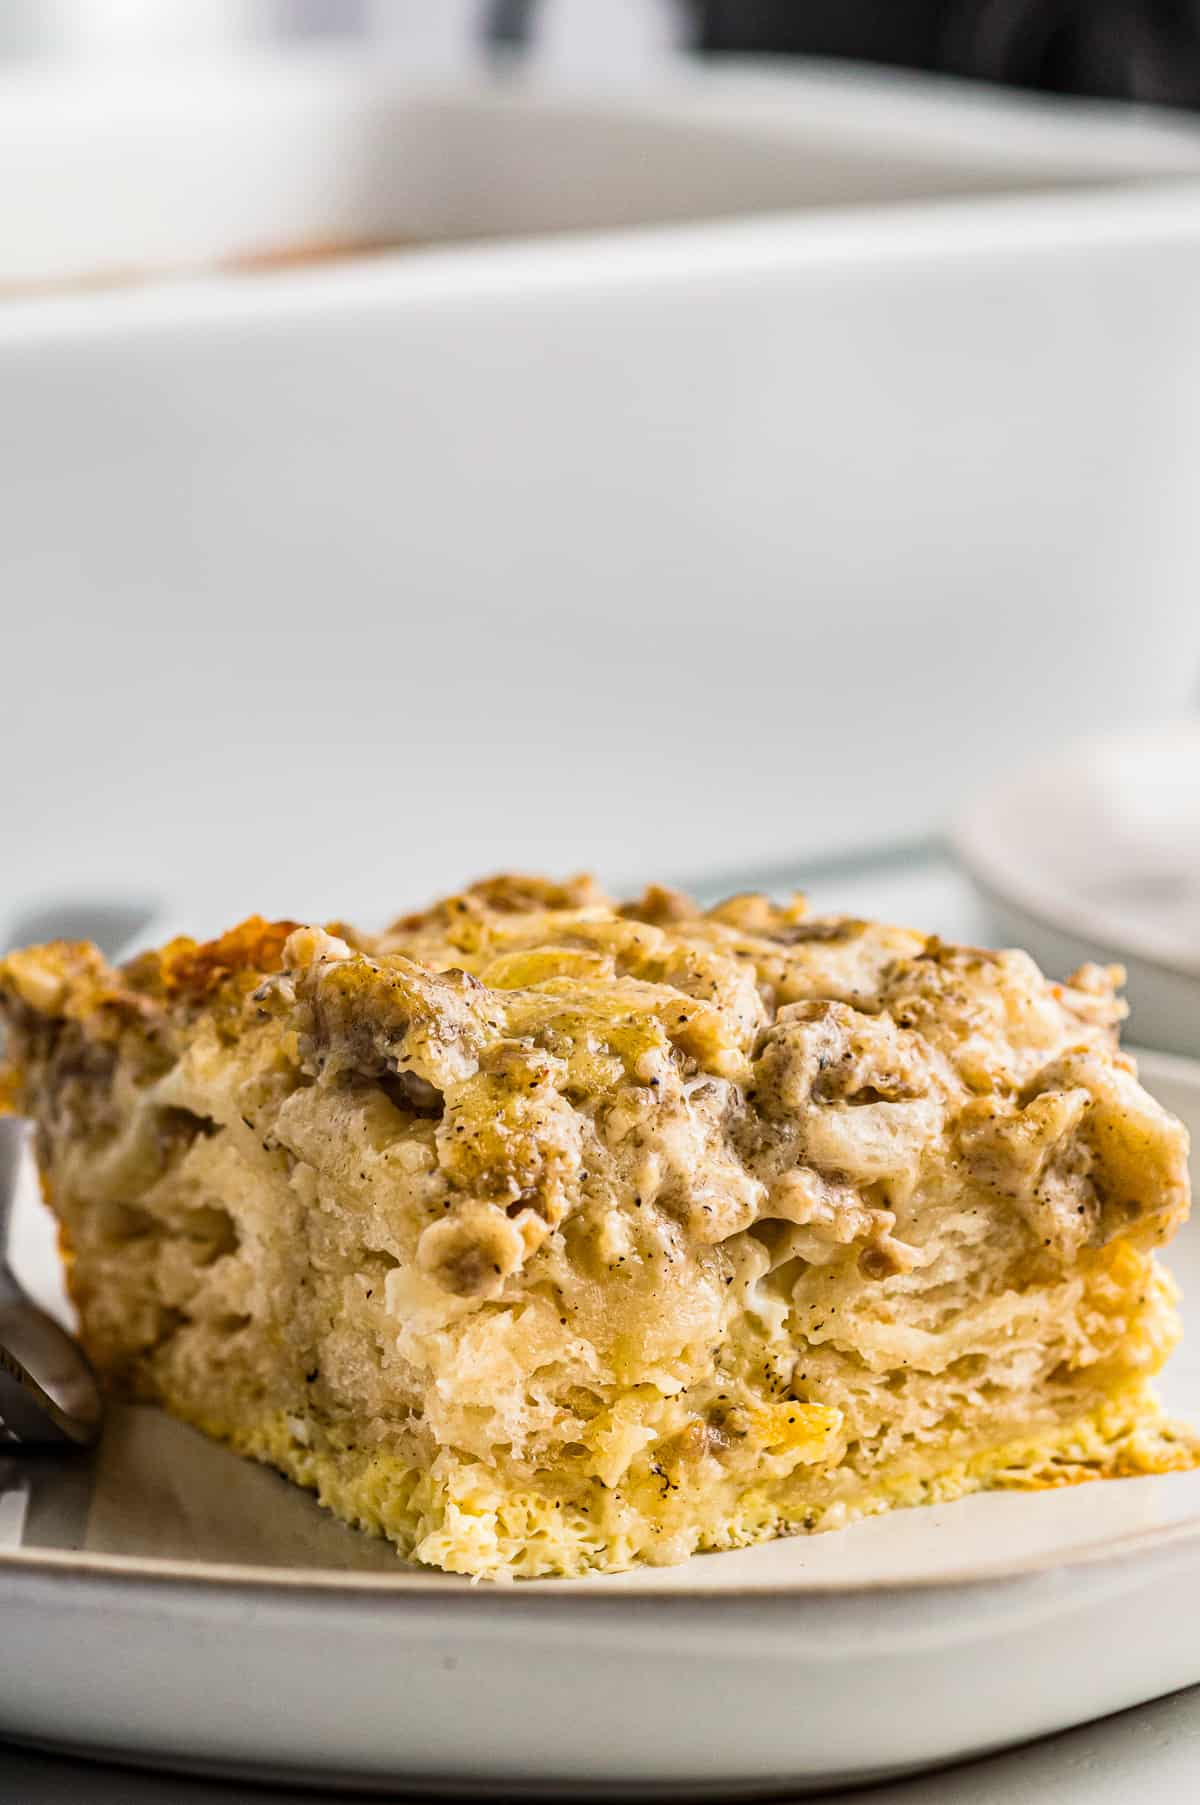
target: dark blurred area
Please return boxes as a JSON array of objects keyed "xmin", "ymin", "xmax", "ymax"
[{"xmin": 688, "ymin": 0, "xmax": 1200, "ymax": 109}]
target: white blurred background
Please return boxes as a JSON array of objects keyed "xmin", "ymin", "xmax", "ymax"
[
  {"xmin": 0, "ymin": 1, "xmax": 680, "ymax": 74},
  {"xmin": 3, "ymin": 1, "xmax": 1200, "ymax": 976}
]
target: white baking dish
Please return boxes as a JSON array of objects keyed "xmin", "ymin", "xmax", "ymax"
[{"xmin": 4, "ymin": 55, "xmax": 1200, "ymax": 933}]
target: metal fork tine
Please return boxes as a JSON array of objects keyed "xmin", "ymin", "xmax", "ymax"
[{"xmin": 0, "ymin": 1120, "xmax": 103, "ymax": 1447}]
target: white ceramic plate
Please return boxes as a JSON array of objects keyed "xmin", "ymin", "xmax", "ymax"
[
  {"xmin": 2, "ymin": 1051, "xmax": 1200, "ymax": 1795},
  {"xmin": 953, "ymin": 727, "xmax": 1200, "ymax": 1059}
]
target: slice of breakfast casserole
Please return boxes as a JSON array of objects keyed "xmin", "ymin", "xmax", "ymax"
[{"xmin": 0, "ymin": 874, "xmax": 1194, "ymax": 1579}]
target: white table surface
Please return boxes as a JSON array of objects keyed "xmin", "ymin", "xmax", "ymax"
[
  {"xmin": 3, "ymin": 847, "xmax": 1199, "ymax": 1800},
  {"xmin": 4, "ymin": 1680, "xmax": 1200, "ymax": 1803}
]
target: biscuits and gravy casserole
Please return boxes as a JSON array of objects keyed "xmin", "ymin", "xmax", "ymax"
[{"xmin": 0, "ymin": 874, "xmax": 1194, "ymax": 1579}]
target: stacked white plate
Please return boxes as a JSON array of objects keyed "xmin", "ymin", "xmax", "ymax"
[{"xmin": 955, "ymin": 725, "xmax": 1200, "ymax": 1059}]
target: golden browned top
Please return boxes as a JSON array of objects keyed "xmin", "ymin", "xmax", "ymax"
[
  {"xmin": 1, "ymin": 871, "xmax": 1186, "ymax": 1287},
  {"xmin": 124, "ymin": 916, "xmax": 302, "ymax": 1005},
  {"xmin": 0, "ymin": 870, "xmax": 1139, "ymax": 1111}
]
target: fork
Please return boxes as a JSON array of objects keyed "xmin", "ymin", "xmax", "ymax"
[{"xmin": 0, "ymin": 1119, "xmax": 102, "ymax": 1446}]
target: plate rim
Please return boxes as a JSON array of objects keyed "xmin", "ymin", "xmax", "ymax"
[{"xmin": 3, "ymin": 1495, "xmax": 1200, "ymax": 1608}]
